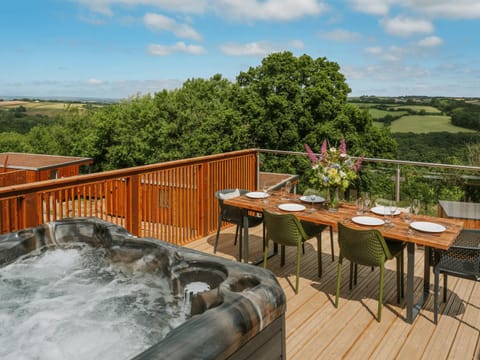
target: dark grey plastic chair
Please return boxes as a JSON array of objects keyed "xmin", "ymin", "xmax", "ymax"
[
  {"xmin": 433, "ymin": 229, "xmax": 480, "ymax": 324},
  {"xmin": 214, "ymin": 189, "xmax": 263, "ymax": 261}
]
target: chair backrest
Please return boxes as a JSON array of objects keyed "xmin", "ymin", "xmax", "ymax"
[
  {"xmin": 437, "ymin": 229, "xmax": 480, "ymax": 280},
  {"xmin": 337, "ymin": 222, "xmax": 392, "ymax": 266},
  {"xmin": 263, "ymin": 209, "xmax": 308, "ymax": 247},
  {"xmin": 215, "ymin": 189, "xmax": 247, "ymax": 225}
]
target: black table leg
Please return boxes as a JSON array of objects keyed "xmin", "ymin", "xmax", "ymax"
[
  {"xmin": 406, "ymin": 243, "xmax": 431, "ymax": 323},
  {"xmin": 242, "ymin": 212, "xmax": 275, "ymax": 265},
  {"xmin": 243, "ymin": 213, "xmax": 249, "ymax": 263}
]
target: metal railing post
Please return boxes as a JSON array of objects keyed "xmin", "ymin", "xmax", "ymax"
[{"xmin": 396, "ymin": 165, "xmax": 401, "ymax": 202}]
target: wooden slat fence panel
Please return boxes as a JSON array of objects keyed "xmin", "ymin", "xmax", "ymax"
[{"xmin": 0, "ymin": 150, "xmax": 258, "ymax": 245}]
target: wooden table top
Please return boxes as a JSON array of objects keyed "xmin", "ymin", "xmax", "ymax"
[{"xmin": 225, "ymin": 191, "xmax": 464, "ymax": 250}]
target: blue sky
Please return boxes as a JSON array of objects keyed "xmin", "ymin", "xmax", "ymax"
[{"xmin": 1, "ymin": 0, "xmax": 479, "ymax": 99}]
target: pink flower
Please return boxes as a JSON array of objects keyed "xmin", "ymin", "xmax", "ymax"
[
  {"xmin": 304, "ymin": 143, "xmax": 318, "ymax": 166},
  {"xmin": 354, "ymin": 156, "xmax": 363, "ymax": 172},
  {"xmin": 321, "ymin": 140, "xmax": 327, "ymax": 158},
  {"xmin": 339, "ymin": 137, "xmax": 347, "ymax": 155}
]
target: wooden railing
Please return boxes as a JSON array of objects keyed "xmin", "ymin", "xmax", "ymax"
[{"xmin": 0, "ymin": 150, "xmax": 259, "ymax": 245}]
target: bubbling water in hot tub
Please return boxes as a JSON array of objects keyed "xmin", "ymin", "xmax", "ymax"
[
  {"xmin": 0, "ymin": 218, "xmax": 287, "ymax": 360},
  {"xmin": 0, "ymin": 244, "xmax": 187, "ymax": 360}
]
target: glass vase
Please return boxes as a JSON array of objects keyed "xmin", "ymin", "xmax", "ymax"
[{"xmin": 328, "ymin": 187, "xmax": 340, "ymax": 212}]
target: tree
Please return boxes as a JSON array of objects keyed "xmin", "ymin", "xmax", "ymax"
[
  {"xmin": 235, "ymin": 51, "xmax": 396, "ymax": 159},
  {"xmin": 157, "ymin": 74, "xmax": 248, "ymax": 159},
  {"xmin": 0, "ymin": 132, "xmax": 32, "ymax": 152}
]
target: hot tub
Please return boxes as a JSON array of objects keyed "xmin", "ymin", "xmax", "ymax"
[{"xmin": 0, "ymin": 217, "xmax": 286, "ymax": 360}]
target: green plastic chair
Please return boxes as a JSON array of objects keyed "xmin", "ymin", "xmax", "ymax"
[
  {"xmin": 335, "ymin": 222, "xmax": 405, "ymax": 321},
  {"xmin": 263, "ymin": 209, "xmax": 328, "ymax": 294}
]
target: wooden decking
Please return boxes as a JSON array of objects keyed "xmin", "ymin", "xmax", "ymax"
[{"xmin": 185, "ymin": 224, "xmax": 480, "ymax": 359}]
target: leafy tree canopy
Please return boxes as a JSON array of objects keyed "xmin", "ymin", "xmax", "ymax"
[
  {"xmin": 0, "ymin": 52, "xmax": 397, "ymax": 171},
  {"xmin": 235, "ymin": 52, "xmax": 396, "ymax": 159}
]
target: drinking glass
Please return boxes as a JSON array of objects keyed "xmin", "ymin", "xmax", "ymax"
[
  {"xmin": 303, "ymin": 188, "xmax": 317, "ymax": 213},
  {"xmin": 285, "ymin": 181, "xmax": 292, "ymax": 196},
  {"xmin": 388, "ymin": 200, "xmax": 397, "ymax": 227},
  {"xmin": 411, "ymin": 199, "xmax": 420, "ymax": 216},
  {"xmin": 402, "ymin": 206, "xmax": 412, "ymax": 224},
  {"xmin": 375, "ymin": 198, "xmax": 390, "ymax": 226},
  {"xmin": 356, "ymin": 197, "xmax": 364, "ymax": 215},
  {"xmin": 362, "ymin": 192, "xmax": 371, "ymax": 212},
  {"xmin": 262, "ymin": 183, "xmax": 270, "ymax": 204},
  {"xmin": 281, "ymin": 181, "xmax": 292, "ymax": 200}
]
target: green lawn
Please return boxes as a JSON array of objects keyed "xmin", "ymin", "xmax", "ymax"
[{"xmin": 390, "ymin": 115, "xmax": 476, "ymax": 133}]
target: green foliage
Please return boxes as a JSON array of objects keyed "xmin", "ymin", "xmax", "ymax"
[
  {"xmin": 235, "ymin": 52, "xmax": 396, "ymax": 173},
  {"xmin": 451, "ymin": 106, "xmax": 480, "ymax": 130},
  {"xmin": 0, "ymin": 132, "xmax": 33, "ymax": 152},
  {"xmin": 0, "ymin": 109, "xmax": 59, "ymax": 134},
  {"xmin": 393, "ymin": 132, "xmax": 480, "ymax": 163}
]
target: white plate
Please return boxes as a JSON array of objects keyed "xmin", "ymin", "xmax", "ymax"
[
  {"xmin": 278, "ymin": 203, "xmax": 306, "ymax": 212},
  {"xmin": 299, "ymin": 195, "xmax": 325, "ymax": 203},
  {"xmin": 351, "ymin": 216, "xmax": 385, "ymax": 226},
  {"xmin": 410, "ymin": 221, "xmax": 446, "ymax": 233},
  {"xmin": 370, "ymin": 206, "xmax": 401, "ymax": 216},
  {"xmin": 246, "ymin": 191, "xmax": 269, "ymax": 199}
]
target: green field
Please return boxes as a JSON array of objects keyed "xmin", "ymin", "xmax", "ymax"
[
  {"xmin": 369, "ymin": 108, "xmax": 408, "ymax": 119},
  {"xmin": 389, "ymin": 105, "xmax": 442, "ymax": 113},
  {"xmin": 0, "ymin": 100, "xmax": 100, "ymax": 116},
  {"xmin": 390, "ymin": 115, "xmax": 476, "ymax": 133}
]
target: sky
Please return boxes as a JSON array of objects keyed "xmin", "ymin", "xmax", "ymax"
[{"xmin": 1, "ymin": 0, "xmax": 479, "ymax": 100}]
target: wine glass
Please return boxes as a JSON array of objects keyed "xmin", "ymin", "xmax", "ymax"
[
  {"xmin": 411, "ymin": 199, "xmax": 420, "ymax": 216},
  {"xmin": 281, "ymin": 181, "xmax": 292, "ymax": 200},
  {"xmin": 356, "ymin": 196, "xmax": 364, "ymax": 215},
  {"xmin": 362, "ymin": 192, "xmax": 371, "ymax": 211},
  {"xmin": 388, "ymin": 200, "xmax": 397, "ymax": 227},
  {"xmin": 375, "ymin": 198, "xmax": 390, "ymax": 226},
  {"xmin": 303, "ymin": 188, "xmax": 317, "ymax": 213},
  {"xmin": 262, "ymin": 183, "xmax": 270, "ymax": 204}
]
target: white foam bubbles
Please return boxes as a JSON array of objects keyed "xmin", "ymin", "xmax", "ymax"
[{"xmin": 0, "ymin": 246, "xmax": 186, "ymax": 360}]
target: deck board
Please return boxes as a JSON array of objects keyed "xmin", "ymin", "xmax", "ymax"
[{"xmin": 185, "ymin": 224, "xmax": 480, "ymax": 359}]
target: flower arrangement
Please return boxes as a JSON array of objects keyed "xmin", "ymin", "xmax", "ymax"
[{"xmin": 305, "ymin": 137, "xmax": 363, "ymax": 192}]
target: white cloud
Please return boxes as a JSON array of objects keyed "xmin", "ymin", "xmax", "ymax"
[
  {"xmin": 143, "ymin": 13, "xmax": 202, "ymax": 40},
  {"xmin": 348, "ymin": 0, "xmax": 395, "ymax": 16},
  {"xmin": 219, "ymin": 40, "xmax": 303, "ymax": 56},
  {"xmin": 220, "ymin": 42, "xmax": 277, "ymax": 56},
  {"xmin": 343, "ymin": 63, "xmax": 430, "ymax": 82},
  {"xmin": 213, "ymin": 0, "xmax": 327, "ymax": 21},
  {"xmin": 403, "ymin": 0, "xmax": 480, "ymax": 19},
  {"xmin": 348, "ymin": 0, "xmax": 480, "ymax": 20},
  {"xmin": 381, "ymin": 16, "xmax": 434, "ymax": 37},
  {"xmin": 364, "ymin": 46, "xmax": 383, "ymax": 55},
  {"xmin": 418, "ymin": 36, "xmax": 443, "ymax": 48},
  {"xmin": 321, "ymin": 29, "xmax": 362, "ymax": 42},
  {"xmin": 290, "ymin": 40, "xmax": 305, "ymax": 49},
  {"xmin": 363, "ymin": 45, "xmax": 408, "ymax": 62},
  {"xmin": 148, "ymin": 42, "xmax": 205, "ymax": 56},
  {"xmin": 73, "ymin": 0, "xmax": 208, "ymax": 16},
  {"xmin": 87, "ymin": 78, "xmax": 104, "ymax": 85}
]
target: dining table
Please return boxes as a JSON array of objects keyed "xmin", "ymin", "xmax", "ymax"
[{"xmin": 224, "ymin": 190, "xmax": 464, "ymax": 324}]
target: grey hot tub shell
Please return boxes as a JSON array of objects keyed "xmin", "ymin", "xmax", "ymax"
[{"xmin": 0, "ymin": 217, "xmax": 286, "ymax": 360}]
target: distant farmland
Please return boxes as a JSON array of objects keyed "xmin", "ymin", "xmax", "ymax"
[
  {"xmin": 389, "ymin": 115, "xmax": 476, "ymax": 133},
  {"xmin": 0, "ymin": 100, "xmax": 102, "ymax": 116},
  {"xmin": 355, "ymin": 102, "xmax": 476, "ymax": 133}
]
